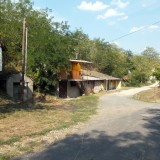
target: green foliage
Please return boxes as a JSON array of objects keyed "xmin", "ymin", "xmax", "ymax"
[
  {"xmin": 86, "ymin": 39, "xmax": 130, "ymax": 78},
  {"xmin": 0, "ymin": 136, "xmax": 21, "ymax": 145},
  {"xmin": 142, "ymin": 47, "xmax": 160, "ymax": 62},
  {"xmin": 126, "ymin": 49, "xmax": 160, "ymax": 86},
  {"xmin": 0, "ymin": 0, "xmax": 74, "ymax": 93},
  {"xmin": 71, "ymin": 29, "xmax": 91, "ymax": 60},
  {"xmin": 1, "ymin": 0, "xmax": 160, "ymax": 92},
  {"xmin": 153, "ymin": 68, "xmax": 160, "ymax": 81}
]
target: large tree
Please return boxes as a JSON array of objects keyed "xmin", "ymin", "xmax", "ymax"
[
  {"xmin": 141, "ymin": 47, "xmax": 160, "ymax": 68},
  {"xmin": 0, "ymin": 0, "xmax": 74, "ymax": 93}
]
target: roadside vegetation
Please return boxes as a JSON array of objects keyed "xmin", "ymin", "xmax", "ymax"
[
  {"xmin": 1, "ymin": 0, "xmax": 160, "ymax": 159},
  {"xmin": 133, "ymin": 86, "xmax": 160, "ymax": 102},
  {"xmin": 1, "ymin": 0, "xmax": 160, "ymax": 94},
  {"xmin": 0, "ymin": 93, "xmax": 98, "ymax": 159}
]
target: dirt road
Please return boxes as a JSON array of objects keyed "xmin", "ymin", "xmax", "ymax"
[{"xmin": 15, "ymin": 84, "xmax": 160, "ymax": 160}]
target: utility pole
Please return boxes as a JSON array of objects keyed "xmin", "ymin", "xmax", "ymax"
[
  {"xmin": 0, "ymin": 43, "xmax": 2, "ymax": 72},
  {"xmin": 21, "ymin": 17, "xmax": 26, "ymax": 101},
  {"xmin": 25, "ymin": 27, "xmax": 28, "ymax": 75}
]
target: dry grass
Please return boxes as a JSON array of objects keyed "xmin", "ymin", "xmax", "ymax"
[
  {"xmin": 133, "ymin": 86, "xmax": 160, "ymax": 102},
  {"xmin": 0, "ymin": 93, "xmax": 98, "ymax": 160}
]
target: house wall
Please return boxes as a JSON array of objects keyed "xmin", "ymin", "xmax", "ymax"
[
  {"xmin": 116, "ymin": 80, "xmax": 122, "ymax": 89},
  {"xmin": 24, "ymin": 75, "xmax": 33, "ymax": 101},
  {"xmin": 108, "ymin": 80, "xmax": 121, "ymax": 90},
  {"xmin": 93, "ymin": 80, "xmax": 105, "ymax": 93},
  {"xmin": 83, "ymin": 81, "xmax": 94, "ymax": 94},
  {"xmin": 66, "ymin": 80, "xmax": 106, "ymax": 98},
  {"xmin": 67, "ymin": 81, "xmax": 81, "ymax": 98},
  {"xmin": 71, "ymin": 62, "xmax": 81, "ymax": 79},
  {"xmin": 6, "ymin": 73, "xmax": 33, "ymax": 101}
]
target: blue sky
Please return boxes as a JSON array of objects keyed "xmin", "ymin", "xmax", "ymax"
[{"xmin": 31, "ymin": 0, "xmax": 160, "ymax": 53}]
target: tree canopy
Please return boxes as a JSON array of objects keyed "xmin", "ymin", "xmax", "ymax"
[{"xmin": 1, "ymin": 0, "xmax": 160, "ymax": 92}]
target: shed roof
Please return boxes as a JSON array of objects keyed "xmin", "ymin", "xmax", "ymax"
[
  {"xmin": 81, "ymin": 70, "xmax": 121, "ymax": 80},
  {"xmin": 69, "ymin": 59, "xmax": 92, "ymax": 64},
  {"xmin": 82, "ymin": 75, "xmax": 105, "ymax": 81},
  {"xmin": 0, "ymin": 72, "xmax": 33, "ymax": 81}
]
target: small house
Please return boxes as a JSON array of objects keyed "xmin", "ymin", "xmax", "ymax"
[
  {"xmin": 59, "ymin": 59, "xmax": 121, "ymax": 98},
  {"xmin": 0, "ymin": 73, "xmax": 33, "ymax": 101},
  {"xmin": 81, "ymin": 70, "xmax": 121, "ymax": 91}
]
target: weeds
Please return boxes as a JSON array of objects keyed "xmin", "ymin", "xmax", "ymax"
[
  {"xmin": 0, "ymin": 136, "xmax": 21, "ymax": 145},
  {"xmin": 0, "ymin": 94, "xmax": 98, "ymax": 159}
]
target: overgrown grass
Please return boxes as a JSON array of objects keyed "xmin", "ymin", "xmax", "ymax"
[
  {"xmin": 133, "ymin": 87, "xmax": 160, "ymax": 102},
  {"xmin": 0, "ymin": 94, "xmax": 98, "ymax": 159},
  {"xmin": 0, "ymin": 136, "xmax": 21, "ymax": 145},
  {"xmin": 0, "ymin": 155, "xmax": 10, "ymax": 160}
]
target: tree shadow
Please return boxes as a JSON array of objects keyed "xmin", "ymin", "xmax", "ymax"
[
  {"xmin": 14, "ymin": 108, "xmax": 160, "ymax": 160},
  {"xmin": 0, "ymin": 92, "xmax": 77, "ymax": 116},
  {"xmin": 0, "ymin": 93, "xmax": 58, "ymax": 116}
]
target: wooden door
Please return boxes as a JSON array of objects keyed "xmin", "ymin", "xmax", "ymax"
[{"xmin": 59, "ymin": 80, "xmax": 67, "ymax": 98}]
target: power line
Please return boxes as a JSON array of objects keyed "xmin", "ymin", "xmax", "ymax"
[{"xmin": 109, "ymin": 20, "xmax": 160, "ymax": 43}]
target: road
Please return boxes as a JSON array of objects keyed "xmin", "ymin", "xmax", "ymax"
[{"xmin": 16, "ymin": 84, "xmax": 160, "ymax": 160}]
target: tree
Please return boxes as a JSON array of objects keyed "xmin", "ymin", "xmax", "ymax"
[
  {"xmin": 71, "ymin": 29, "xmax": 91, "ymax": 60},
  {"xmin": 141, "ymin": 47, "xmax": 160, "ymax": 68},
  {"xmin": 142, "ymin": 47, "xmax": 159, "ymax": 61},
  {"xmin": 153, "ymin": 68, "xmax": 160, "ymax": 86},
  {"xmin": 89, "ymin": 40, "xmax": 129, "ymax": 78},
  {"xmin": 0, "ymin": 0, "xmax": 74, "ymax": 93},
  {"xmin": 131, "ymin": 55, "xmax": 153, "ymax": 84}
]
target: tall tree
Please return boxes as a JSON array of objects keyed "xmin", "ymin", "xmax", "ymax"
[
  {"xmin": 71, "ymin": 29, "xmax": 91, "ymax": 60},
  {"xmin": 0, "ymin": 0, "xmax": 74, "ymax": 93},
  {"xmin": 141, "ymin": 47, "xmax": 160, "ymax": 68}
]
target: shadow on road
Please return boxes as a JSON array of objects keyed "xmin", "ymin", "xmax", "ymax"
[{"xmin": 15, "ymin": 108, "xmax": 160, "ymax": 160}]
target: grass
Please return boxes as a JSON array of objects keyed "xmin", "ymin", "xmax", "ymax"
[
  {"xmin": 0, "ymin": 155, "xmax": 10, "ymax": 160},
  {"xmin": 0, "ymin": 93, "xmax": 98, "ymax": 159},
  {"xmin": 0, "ymin": 136, "xmax": 21, "ymax": 145},
  {"xmin": 133, "ymin": 86, "xmax": 160, "ymax": 102}
]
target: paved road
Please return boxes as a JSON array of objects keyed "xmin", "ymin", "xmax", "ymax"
[{"xmin": 16, "ymin": 84, "xmax": 160, "ymax": 160}]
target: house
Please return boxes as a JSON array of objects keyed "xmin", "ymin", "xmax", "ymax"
[
  {"xmin": 59, "ymin": 59, "xmax": 121, "ymax": 98},
  {"xmin": 0, "ymin": 73, "xmax": 33, "ymax": 101},
  {"xmin": 81, "ymin": 70, "xmax": 121, "ymax": 91}
]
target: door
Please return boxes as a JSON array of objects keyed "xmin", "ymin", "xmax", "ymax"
[
  {"xmin": 13, "ymin": 82, "xmax": 21, "ymax": 100},
  {"xmin": 59, "ymin": 80, "xmax": 67, "ymax": 98}
]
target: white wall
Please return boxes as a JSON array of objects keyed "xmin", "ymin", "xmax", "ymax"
[
  {"xmin": 6, "ymin": 73, "xmax": 33, "ymax": 100},
  {"xmin": 67, "ymin": 81, "xmax": 81, "ymax": 98},
  {"xmin": 116, "ymin": 80, "xmax": 122, "ymax": 89}
]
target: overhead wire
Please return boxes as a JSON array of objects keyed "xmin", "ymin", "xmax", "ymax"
[{"xmin": 109, "ymin": 20, "xmax": 160, "ymax": 43}]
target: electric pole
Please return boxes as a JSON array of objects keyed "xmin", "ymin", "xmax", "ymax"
[
  {"xmin": 25, "ymin": 27, "xmax": 28, "ymax": 75},
  {"xmin": 21, "ymin": 17, "xmax": 26, "ymax": 101}
]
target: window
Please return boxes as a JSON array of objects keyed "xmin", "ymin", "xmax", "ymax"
[{"xmin": 70, "ymin": 81, "xmax": 77, "ymax": 87}]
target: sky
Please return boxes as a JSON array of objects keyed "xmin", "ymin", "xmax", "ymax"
[{"xmin": 31, "ymin": 0, "xmax": 160, "ymax": 53}]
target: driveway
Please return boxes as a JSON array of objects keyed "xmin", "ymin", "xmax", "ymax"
[{"xmin": 16, "ymin": 84, "xmax": 160, "ymax": 160}]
